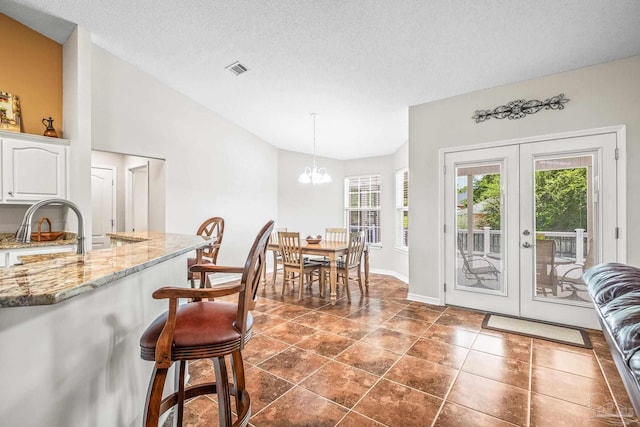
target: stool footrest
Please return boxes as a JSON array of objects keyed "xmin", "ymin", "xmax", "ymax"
[{"xmin": 157, "ymin": 382, "xmax": 251, "ymax": 427}]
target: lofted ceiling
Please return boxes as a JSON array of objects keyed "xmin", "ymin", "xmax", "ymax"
[{"xmin": 3, "ymin": 0, "xmax": 640, "ymax": 160}]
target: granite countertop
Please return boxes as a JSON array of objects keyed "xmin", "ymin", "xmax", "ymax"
[
  {"xmin": 0, "ymin": 232, "xmax": 210, "ymax": 308},
  {"xmin": 0, "ymin": 232, "xmax": 78, "ymax": 250}
]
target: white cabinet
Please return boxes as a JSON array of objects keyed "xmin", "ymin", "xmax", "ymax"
[{"xmin": 0, "ymin": 132, "xmax": 69, "ymax": 203}]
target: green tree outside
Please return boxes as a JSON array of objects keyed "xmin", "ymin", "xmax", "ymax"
[{"xmin": 460, "ymin": 168, "xmax": 587, "ymax": 231}]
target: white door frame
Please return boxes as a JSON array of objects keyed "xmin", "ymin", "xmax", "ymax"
[
  {"xmin": 438, "ymin": 125, "xmax": 627, "ymax": 309},
  {"xmin": 443, "ymin": 145, "xmax": 521, "ymax": 315},
  {"xmin": 126, "ymin": 163, "xmax": 149, "ymax": 232},
  {"xmin": 90, "ymin": 164, "xmax": 117, "ymax": 248}
]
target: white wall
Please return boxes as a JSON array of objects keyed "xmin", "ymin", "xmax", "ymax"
[
  {"xmin": 409, "ymin": 55, "xmax": 640, "ymax": 301},
  {"xmin": 63, "ymin": 26, "xmax": 92, "ymax": 247},
  {"xmin": 277, "ymin": 149, "xmax": 345, "ymax": 235},
  {"xmin": 91, "ymin": 46, "xmax": 278, "ymax": 266},
  {"xmin": 277, "ymin": 147, "xmax": 409, "ymax": 277}
]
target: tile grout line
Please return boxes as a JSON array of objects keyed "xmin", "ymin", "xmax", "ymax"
[
  {"xmin": 592, "ymin": 349, "xmax": 629, "ymax": 426},
  {"xmin": 251, "ymin": 278, "xmax": 405, "ymax": 425},
  {"xmin": 331, "ymin": 297, "xmax": 450, "ymax": 426},
  {"xmin": 527, "ymin": 337, "xmax": 533, "ymax": 427}
]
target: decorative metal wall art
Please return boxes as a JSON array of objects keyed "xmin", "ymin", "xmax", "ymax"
[{"xmin": 472, "ymin": 93, "xmax": 569, "ymax": 123}]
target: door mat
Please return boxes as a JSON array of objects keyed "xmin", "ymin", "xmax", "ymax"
[{"xmin": 482, "ymin": 313, "xmax": 592, "ymax": 349}]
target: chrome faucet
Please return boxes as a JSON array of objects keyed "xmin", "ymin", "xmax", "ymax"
[{"xmin": 15, "ymin": 198, "xmax": 86, "ymax": 254}]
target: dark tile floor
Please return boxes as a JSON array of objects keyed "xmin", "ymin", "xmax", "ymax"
[{"xmin": 175, "ymin": 273, "xmax": 639, "ymax": 427}]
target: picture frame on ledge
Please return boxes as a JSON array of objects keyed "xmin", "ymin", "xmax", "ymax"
[{"xmin": 0, "ymin": 91, "xmax": 22, "ymax": 133}]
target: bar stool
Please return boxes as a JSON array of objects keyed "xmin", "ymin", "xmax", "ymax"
[
  {"xmin": 140, "ymin": 220, "xmax": 274, "ymax": 427},
  {"xmin": 187, "ymin": 216, "xmax": 225, "ymax": 287}
]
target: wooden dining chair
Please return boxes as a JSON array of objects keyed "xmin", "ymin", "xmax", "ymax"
[
  {"xmin": 140, "ymin": 220, "xmax": 274, "ymax": 427},
  {"xmin": 325, "ymin": 227, "xmax": 347, "ymax": 242},
  {"xmin": 278, "ymin": 231, "xmax": 322, "ymax": 300},
  {"xmin": 320, "ymin": 231, "xmax": 366, "ymax": 301},
  {"xmin": 268, "ymin": 227, "xmax": 287, "ymax": 287},
  {"xmin": 308, "ymin": 227, "xmax": 348, "ymax": 264},
  {"xmin": 187, "ymin": 217, "xmax": 224, "ymax": 287}
]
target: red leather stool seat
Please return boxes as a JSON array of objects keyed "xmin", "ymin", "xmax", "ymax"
[{"xmin": 140, "ymin": 301, "xmax": 253, "ymax": 361}]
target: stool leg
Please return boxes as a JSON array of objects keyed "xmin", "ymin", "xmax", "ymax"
[
  {"xmin": 176, "ymin": 360, "xmax": 186, "ymax": 426},
  {"xmin": 230, "ymin": 351, "xmax": 246, "ymax": 415},
  {"xmin": 213, "ymin": 356, "xmax": 232, "ymax": 427},
  {"xmin": 144, "ymin": 366, "xmax": 168, "ymax": 427}
]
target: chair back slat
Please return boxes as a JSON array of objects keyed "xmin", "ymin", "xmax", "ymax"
[
  {"xmin": 270, "ymin": 227, "xmax": 287, "ymax": 245},
  {"xmin": 278, "ymin": 231, "xmax": 304, "ymax": 267},
  {"xmin": 325, "ymin": 227, "xmax": 347, "ymax": 242}
]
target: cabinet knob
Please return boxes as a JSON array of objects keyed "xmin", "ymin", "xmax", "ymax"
[{"xmin": 7, "ymin": 191, "xmax": 13, "ymax": 196}]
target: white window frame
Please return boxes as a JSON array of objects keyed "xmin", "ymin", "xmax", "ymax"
[
  {"xmin": 395, "ymin": 168, "xmax": 409, "ymax": 251},
  {"xmin": 344, "ymin": 174, "xmax": 382, "ymax": 247}
]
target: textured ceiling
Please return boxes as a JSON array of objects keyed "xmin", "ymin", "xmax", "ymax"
[{"xmin": 4, "ymin": 0, "xmax": 640, "ymax": 159}]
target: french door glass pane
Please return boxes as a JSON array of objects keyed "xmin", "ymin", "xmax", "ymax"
[
  {"xmin": 455, "ymin": 163, "xmax": 504, "ymax": 292},
  {"xmin": 533, "ymin": 155, "xmax": 593, "ymax": 304}
]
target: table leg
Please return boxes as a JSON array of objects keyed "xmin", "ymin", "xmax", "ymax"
[
  {"xmin": 329, "ymin": 253, "xmax": 337, "ymax": 304},
  {"xmin": 271, "ymin": 250, "xmax": 278, "ymax": 287},
  {"xmin": 364, "ymin": 248, "xmax": 370, "ymax": 291}
]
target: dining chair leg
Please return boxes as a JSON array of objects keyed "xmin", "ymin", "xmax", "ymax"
[
  {"xmin": 281, "ymin": 270, "xmax": 287, "ymax": 295},
  {"xmin": 298, "ymin": 269, "xmax": 304, "ymax": 300},
  {"xmin": 345, "ymin": 274, "xmax": 351, "ymax": 301},
  {"xmin": 357, "ymin": 267, "xmax": 364, "ymax": 294}
]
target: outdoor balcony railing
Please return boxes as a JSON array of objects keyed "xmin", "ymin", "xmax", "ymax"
[{"xmin": 457, "ymin": 228, "xmax": 588, "ymax": 265}]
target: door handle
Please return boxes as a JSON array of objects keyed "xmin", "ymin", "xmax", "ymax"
[{"xmin": 522, "ymin": 242, "xmax": 532, "ymax": 248}]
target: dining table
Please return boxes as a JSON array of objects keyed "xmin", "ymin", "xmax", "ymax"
[{"xmin": 263, "ymin": 240, "xmax": 369, "ymax": 304}]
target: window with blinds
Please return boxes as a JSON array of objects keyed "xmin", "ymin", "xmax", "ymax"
[
  {"xmin": 344, "ymin": 175, "xmax": 381, "ymax": 245},
  {"xmin": 396, "ymin": 168, "xmax": 409, "ymax": 249}
]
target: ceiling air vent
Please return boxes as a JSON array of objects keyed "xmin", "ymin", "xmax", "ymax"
[{"xmin": 225, "ymin": 61, "xmax": 249, "ymax": 76}]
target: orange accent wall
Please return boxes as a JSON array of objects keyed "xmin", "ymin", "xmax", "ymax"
[{"xmin": 0, "ymin": 13, "xmax": 63, "ymax": 137}]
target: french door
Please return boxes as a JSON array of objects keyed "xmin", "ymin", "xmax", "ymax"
[{"xmin": 443, "ymin": 131, "xmax": 621, "ymax": 329}]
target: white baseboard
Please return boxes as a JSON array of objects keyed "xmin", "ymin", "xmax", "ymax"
[
  {"xmin": 407, "ymin": 293, "xmax": 443, "ymax": 307},
  {"xmin": 204, "ymin": 268, "xmax": 444, "ymax": 307},
  {"xmin": 369, "ymin": 268, "xmax": 408, "ymax": 284}
]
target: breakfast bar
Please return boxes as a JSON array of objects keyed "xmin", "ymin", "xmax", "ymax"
[{"xmin": 0, "ymin": 232, "xmax": 211, "ymax": 427}]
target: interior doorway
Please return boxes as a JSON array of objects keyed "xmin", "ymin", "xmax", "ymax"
[
  {"xmin": 91, "ymin": 150, "xmax": 166, "ymax": 239},
  {"xmin": 91, "ymin": 165, "xmax": 116, "ymax": 249},
  {"xmin": 442, "ymin": 128, "xmax": 624, "ymax": 329},
  {"xmin": 127, "ymin": 163, "xmax": 149, "ymax": 232}
]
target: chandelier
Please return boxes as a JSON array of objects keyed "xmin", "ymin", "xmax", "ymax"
[{"xmin": 298, "ymin": 113, "xmax": 331, "ymax": 184}]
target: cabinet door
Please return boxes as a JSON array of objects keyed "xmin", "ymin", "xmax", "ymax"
[{"xmin": 1, "ymin": 139, "xmax": 67, "ymax": 202}]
